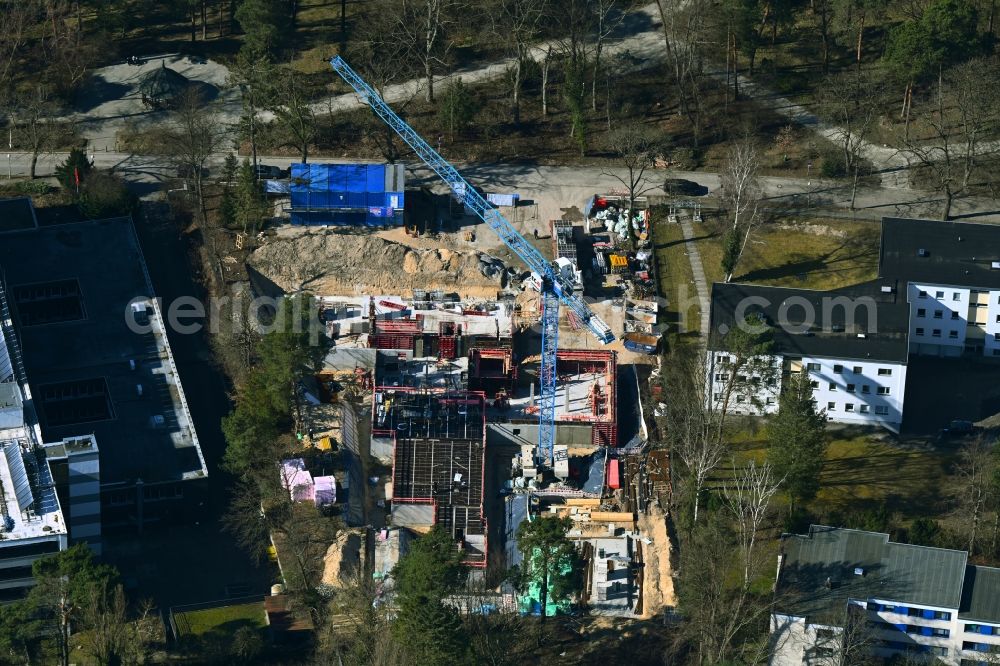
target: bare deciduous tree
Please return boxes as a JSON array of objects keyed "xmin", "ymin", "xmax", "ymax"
[
  {"xmin": 163, "ymin": 89, "xmax": 228, "ymax": 224},
  {"xmin": 492, "ymin": 0, "xmax": 546, "ymax": 125},
  {"xmin": 0, "ymin": 1, "xmax": 33, "ymax": 92},
  {"xmin": 956, "ymin": 438, "xmax": 999, "ymax": 556},
  {"xmin": 590, "ymin": 0, "xmax": 630, "ymax": 113},
  {"xmin": 603, "ymin": 121, "xmax": 659, "ymax": 242},
  {"xmin": 272, "ymin": 68, "xmax": 318, "ymax": 164},
  {"xmin": 722, "ymin": 458, "xmax": 783, "ymax": 589},
  {"xmin": 10, "ymin": 86, "xmax": 60, "ymax": 179},
  {"xmin": 382, "ymin": 0, "xmax": 455, "ymax": 103},
  {"xmin": 819, "ymin": 67, "xmax": 886, "ymax": 209},
  {"xmin": 720, "ymin": 135, "xmax": 763, "ymax": 282},
  {"xmin": 906, "ymin": 57, "xmax": 1000, "ymax": 220},
  {"xmin": 655, "ymin": 0, "xmax": 709, "ymax": 142}
]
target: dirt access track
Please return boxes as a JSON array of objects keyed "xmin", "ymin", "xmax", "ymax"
[{"xmin": 249, "ymin": 226, "xmax": 501, "ymax": 300}]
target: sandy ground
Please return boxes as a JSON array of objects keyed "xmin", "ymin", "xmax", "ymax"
[
  {"xmin": 250, "ymin": 226, "xmax": 502, "ymax": 299},
  {"xmin": 321, "ymin": 529, "xmax": 364, "ymax": 588},
  {"xmin": 637, "ymin": 503, "xmax": 676, "ymax": 618}
]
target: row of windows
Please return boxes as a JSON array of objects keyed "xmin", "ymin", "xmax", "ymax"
[
  {"xmin": 917, "ymin": 289, "xmax": 964, "ymax": 301},
  {"xmin": 916, "ymin": 307, "xmax": 961, "ymax": 320},
  {"xmin": 806, "ymin": 363, "xmax": 893, "ymax": 376},
  {"xmin": 963, "ymin": 641, "xmax": 1000, "ymax": 653},
  {"xmin": 914, "ymin": 327, "xmax": 960, "ymax": 339},
  {"xmin": 827, "ymin": 402, "xmax": 889, "ymax": 415},
  {"xmin": 966, "ymin": 624, "xmax": 999, "ymax": 636},
  {"xmin": 816, "ymin": 381, "xmax": 891, "ymax": 396},
  {"xmin": 870, "ymin": 604, "xmax": 951, "ymax": 620},
  {"xmin": 869, "ymin": 619, "xmax": 950, "ymax": 638},
  {"xmin": 878, "ymin": 640, "xmax": 948, "ymax": 656}
]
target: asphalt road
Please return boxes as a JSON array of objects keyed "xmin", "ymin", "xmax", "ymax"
[{"xmin": 6, "ymin": 150, "xmax": 1000, "ymax": 224}]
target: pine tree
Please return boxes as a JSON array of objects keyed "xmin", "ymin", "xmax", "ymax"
[
  {"xmin": 235, "ymin": 158, "xmax": 266, "ymax": 235},
  {"xmin": 767, "ymin": 372, "xmax": 828, "ymax": 510}
]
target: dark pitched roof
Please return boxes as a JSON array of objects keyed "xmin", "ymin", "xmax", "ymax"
[
  {"xmin": 879, "ymin": 217, "xmax": 1000, "ymax": 289},
  {"xmin": 708, "ymin": 281, "xmax": 910, "ymax": 362},
  {"xmin": 138, "ymin": 64, "xmax": 189, "ymax": 99},
  {"xmin": 959, "ymin": 565, "xmax": 1000, "ymax": 623},
  {"xmin": 777, "ymin": 525, "xmax": 968, "ymax": 624}
]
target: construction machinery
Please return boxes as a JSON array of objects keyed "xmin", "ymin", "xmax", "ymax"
[{"xmin": 330, "ymin": 56, "xmax": 613, "ymax": 466}]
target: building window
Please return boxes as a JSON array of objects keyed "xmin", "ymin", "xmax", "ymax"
[
  {"xmin": 829, "ymin": 382, "xmax": 837, "ymax": 391},
  {"xmin": 860, "ymin": 405, "xmax": 869, "ymax": 414},
  {"xmin": 713, "ymin": 393, "xmax": 720, "ymax": 401},
  {"xmin": 917, "ymin": 308, "xmax": 927, "ymax": 317},
  {"xmin": 845, "ymin": 403, "xmax": 855, "ymax": 412},
  {"xmin": 715, "ymin": 373, "xmax": 729, "ymax": 381},
  {"xmin": 952, "ymin": 311, "xmax": 960, "ymax": 319},
  {"xmin": 919, "ymin": 290, "xmax": 928, "ymax": 299},
  {"xmin": 718, "ymin": 355, "xmax": 731, "ymax": 365},
  {"xmin": 736, "ymin": 395, "xmax": 745, "ymax": 403},
  {"xmin": 852, "ymin": 366, "xmax": 862, "ymax": 373},
  {"xmin": 953, "ymin": 292, "xmax": 962, "ymax": 301},
  {"xmin": 807, "ymin": 362, "xmax": 820, "ymax": 371},
  {"xmin": 995, "ymin": 333, "xmax": 1000, "ymax": 341},
  {"xmin": 916, "ymin": 328, "xmax": 925, "ymax": 336},
  {"xmin": 877, "ymin": 387, "xmax": 891, "ymax": 395},
  {"xmin": 933, "ymin": 611, "xmax": 951, "ymax": 620},
  {"xmin": 846, "ymin": 384, "xmax": 856, "ymax": 393},
  {"xmin": 878, "ymin": 368, "xmax": 892, "ymax": 376},
  {"xmin": 950, "ymin": 330, "xmax": 959, "ymax": 339},
  {"xmin": 995, "ymin": 315, "xmax": 1000, "ymax": 323},
  {"xmin": 875, "ymin": 406, "xmax": 889, "ymax": 415},
  {"xmin": 861, "ymin": 385, "xmax": 871, "ymax": 394},
  {"xmin": 816, "ymin": 629, "xmax": 837, "ymax": 639},
  {"xmin": 834, "ymin": 364, "xmax": 843, "ymax": 373},
  {"xmin": 814, "ymin": 647, "xmax": 836, "ymax": 657},
  {"xmin": 936, "ymin": 290, "xmax": 945, "ymax": 298},
  {"xmin": 766, "ymin": 397, "xmax": 775, "ymax": 406},
  {"xmin": 932, "ymin": 628, "xmax": 950, "ymax": 637},
  {"xmin": 934, "ymin": 310, "xmax": 944, "ymax": 319},
  {"xmin": 827, "ymin": 402, "xmax": 836, "ymax": 411},
  {"xmin": 933, "ymin": 329, "xmax": 942, "ymax": 337},
  {"xmin": 810, "ymin": 380, "xmax": 819, "ymax": 389}
]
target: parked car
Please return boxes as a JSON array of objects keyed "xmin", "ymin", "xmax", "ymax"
[
  {"xmin": 664, "ymin": 178, "xmax": 709, "ymax": 197},
  {"xmin": 939, "ymin": 419, "xmax": 975, "ymax": 439},
  {"xmin": 253, "ymin": 164, "xmax": 284, "ymax": 180}
]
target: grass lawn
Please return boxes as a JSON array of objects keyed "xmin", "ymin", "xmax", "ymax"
[
  {"xmin": 713, "ymin": 426, "xmax": 951, "ymax": 525},
  {"xmin": 174, "ymin": 601, "xmax": 266, "ymax": 638},
  {"xmin": 693, "ymin": 217, "xmax": 879, "ymax": 291}
]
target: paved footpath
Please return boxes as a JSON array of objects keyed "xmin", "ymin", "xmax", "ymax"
[{"xmin": 678, "ymin": 216, "xmax": 711, "ymax": 341}]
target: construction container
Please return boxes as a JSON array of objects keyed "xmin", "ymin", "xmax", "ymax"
[
  {"xmin": 288, "ymin": 163, "xmax": 405, "ymax": 226},
  {"xmin": 622, "ymin": 332, "xmax": 660, "ymax": 355}
]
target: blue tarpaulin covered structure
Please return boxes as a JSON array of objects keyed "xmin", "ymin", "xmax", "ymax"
[{"xmin": 288, "ymin": 163, "xmax": 405, "ymax": 227}]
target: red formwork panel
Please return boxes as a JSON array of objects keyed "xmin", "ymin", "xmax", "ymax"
[
  {"xmin": 375, "ymin": 317, "xmax": 423, "ymax": 333},
  {"xmin": 369, "ymin": 333, "xmax": 415, "ymax": 350}
]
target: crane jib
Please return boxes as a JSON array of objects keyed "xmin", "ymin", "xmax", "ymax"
[{"xmin": 330, "ymin": 56, "xmax": 614, "ymax": 346}]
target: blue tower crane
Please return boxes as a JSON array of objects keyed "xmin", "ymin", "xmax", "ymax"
[{"xmin": 330, "ymin": 57, "xmax": 614, "ymax": 466}]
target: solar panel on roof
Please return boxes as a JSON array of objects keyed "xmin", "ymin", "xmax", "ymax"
[{"xmin": 3, "ymin": 442, "xmax": 34, "ymax": 513}]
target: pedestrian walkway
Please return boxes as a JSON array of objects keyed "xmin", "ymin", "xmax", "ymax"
[{"xmin": 679, "ymin": 217, "xmax": 711, "ymax": 341}]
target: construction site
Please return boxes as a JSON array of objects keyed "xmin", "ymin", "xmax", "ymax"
[{"xmin": 252, "ymin": 57, "xmax": 675, "ymax": 625}]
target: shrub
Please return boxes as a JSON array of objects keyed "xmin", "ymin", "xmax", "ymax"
[
  {"xmin": 78, "ymin": 171, "xmax": 135, "ymax": 219},
  {"xmin": 55, "ymin": 147, "xmax": 91, "ymax": 190},
  {"xmin": 820, "ymin": 149, "xmax": 847, "ymax": 178},
  {"xmin": 14, "ymin": 180, "xmax": 53, "ymax": 196}
]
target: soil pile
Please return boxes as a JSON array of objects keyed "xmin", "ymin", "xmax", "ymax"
[{"xmin": 249, "ymin": 228, "xmax": 500, "ymax": 299}]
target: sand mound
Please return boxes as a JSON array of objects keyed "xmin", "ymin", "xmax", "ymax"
[
  {"xmin": 321, "ymin": 529, "xmax": 364, "ymax": 589},
  {"xmin": 249, "ymin": 229, "xmax": 500, "ymax": 299}
]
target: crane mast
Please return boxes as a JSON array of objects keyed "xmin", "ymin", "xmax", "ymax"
[{"xmin": 330, "ymin": 56, "xmax": 613, "ymax": 465}]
